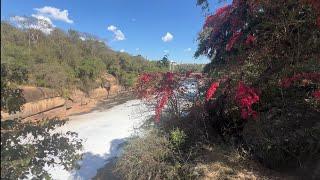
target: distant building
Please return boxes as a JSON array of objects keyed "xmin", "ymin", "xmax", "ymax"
[{"xmin": 169, "ymin": 61, "xmax": 177, "ymax": 72}]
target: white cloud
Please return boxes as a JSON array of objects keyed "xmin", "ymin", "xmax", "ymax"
[
  {"xmin": 163, "ymin": 50, "xmax": 169, "ymax": 53},
  {"xmin": 107, "ymin": 25, "xmax": 126, "ymax": 41},
  {"xmin": 162, "ymin": 32, "xmax": 173, "ymax": 42},
  {"xmin": 10, "ymin": 15, "xmax": 54, "ymax": 34},
  {"xmin": 31, "ymin": 14, "xmax": 54, "ymax": 26},
  {"xmin": 107, "ymin": 25, "xmax": 117, "ymax": 31},
  {"xmin": 34, "ymin": 6, "xmax": 73, "ymax": 24},
  {"xmin": 136, "ymin": 48, "xmax": 140, "ymax": 51},
  {"xmin": 79, "ymin": 36, "xmax": 86, "ymax": 41},
  {"xmin": 184, "ymin": 48, "xmax": 192, "ymax": 52},
  {"xmin": 120, "ymin": 49, "xmax": 125, "ymax": 52}
]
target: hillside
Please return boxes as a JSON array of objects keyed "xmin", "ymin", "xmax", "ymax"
[{"xmin": 1, "ymin": 22, "xmax": 167, "ymax": 92}]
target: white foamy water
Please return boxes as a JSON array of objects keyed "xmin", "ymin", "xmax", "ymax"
[{"xmin": 46, "ymin": 99, "xmax": 153, "ymax": 180}]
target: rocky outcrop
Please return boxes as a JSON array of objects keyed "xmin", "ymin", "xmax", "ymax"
[
  {"xmin": 1, "ymin": 73, "xmax": 123, "ymax": 121},
  {"xmin": 22, "ymin": 86, "xmax": 59, "ymax": 102},
  {"xmin": 1, "ymin": 87, "xmax": 65, "ymax": 120},
  {"xmin": 1, "ymin": 97, "xmax": 66, "ymax": 120}
]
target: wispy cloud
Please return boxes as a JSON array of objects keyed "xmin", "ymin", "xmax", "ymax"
[
  {"xmin": 10, "ymin": 15, "xmax": 54, "ymax": 34},
  {"xmin": 184, "ymin": 48, "xmax": 192, "ymax": 52},
  {"xmin": 136, "ymin": 48, "xmax": 140, "ymax": 51},
  {"xmin": 131, "ymin": 18, "xmax": 136, "ymax": 22},
  {"xmin": 9, "ymin": 6, "xmax": 73, "ymax": 34},
  {"xmin": 163, "ymin": 50, "xmax": 169, "ymax": 54},
  {"xmin": 120, "ymin": 49, "xmax": 125, "ymax": 52},
  {"xmin": 107, "ymin": 25, "xmax": 126, "ymax": 41},
  {"xmin": 34, "ymin": 6, "xmax": 73, "ymax": 24},
  {"xmin": 162, "ymin": 32, "xmax": 173, "ymax": 42}
]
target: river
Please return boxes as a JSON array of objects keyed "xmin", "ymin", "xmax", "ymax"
[{"xmin": 46, "ymin": 99, "xmax": 153, "ymax": 180}]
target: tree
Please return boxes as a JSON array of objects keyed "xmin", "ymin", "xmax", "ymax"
[
  {"xmin": 1, "ymin": 63, "xmax": 83, "ymax": 179},
  {"xmin": 1, "ymin": 21, "xmax": 169, "ymax": 91},
  {"xmin": 159, "ymin": 55, "xmax": 170, "ymax": 68}
]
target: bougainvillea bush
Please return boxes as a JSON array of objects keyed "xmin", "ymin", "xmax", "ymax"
[
  {"xmin": 195, "ymin": 0, "xmax": 320, "ymax": 176},
  {"xmin": 136, "ymin": 72, "xmax": 204, "ymax": 123}
]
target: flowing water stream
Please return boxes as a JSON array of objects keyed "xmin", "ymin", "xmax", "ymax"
[{"xmin": 46, "ymin": 99, "xmax": 153, "ymax": 180}]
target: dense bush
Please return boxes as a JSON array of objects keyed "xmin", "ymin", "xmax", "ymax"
[
  {"xmin": 115, "ymin": 129, "xmax": 200, "ymax": 180},
  {"xmin": 195, "ymin": 0, "xmax": 320, "ymax": 176}
]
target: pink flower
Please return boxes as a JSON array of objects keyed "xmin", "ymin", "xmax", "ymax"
[
  {"xmin": 226, "ymin": 31, "xmax": 243, "ymax": 51},
  {"xmin": 235, "ymin": 82, "xmax": 260, "ymax": 120},
  {"xmin": 165, "ymin": 72, "xmax": 175, "ymax": 82},
  {"xmin": 186, "ymin": 71, "xmax": 192, "ymax": 78},
  {"xmin": 312, "ymin": 90, "xmax": 320, "ymax": 101},
  {"xmin": 280, "ymin": 73, "xmax": 320, "ymax": 88},
  {"xmin": 245, "ymin": 34, "xmax": 256, "ymax": 45},
  {"xmin": 155, "ymin": 89, "xmax": 172, "ymax": 122},
  {"xmin": 203, "ymin": 5, "xmax": 231, "ymax": 28},
  {"xmin": 206, "ymin": 82, "xmax": 220, "ymax": 101},
  {"xmin": 139, "ymin": 73, "xmax": 152, "ymax": 83}
]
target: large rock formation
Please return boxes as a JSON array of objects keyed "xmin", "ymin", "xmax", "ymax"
[{"xmin": 1, "ymin": 73, "xmax": 123, "ymax": 121}]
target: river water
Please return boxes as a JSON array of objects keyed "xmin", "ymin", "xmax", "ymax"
[{"xmin": 46, "ymin": 99, "xmax": 153, "ymax": 180}]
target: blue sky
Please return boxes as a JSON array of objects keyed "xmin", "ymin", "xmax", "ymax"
[{"xmin": 1, "ymin": 0, "xmax": 227, "ymax": 64}]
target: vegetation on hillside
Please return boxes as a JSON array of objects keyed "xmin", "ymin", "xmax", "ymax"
[{"xmin": 1, "ymin": 21, "xmax": 169, "ymax": 92}]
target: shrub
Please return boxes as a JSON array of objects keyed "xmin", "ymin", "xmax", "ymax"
[
  {"xmin": 115, "ymin": 130, "xmax": 200, "ymax": 180},
  {"xmin": 195, "ymin": 0, "xmax": 320, "ymax": 175},
  {"xmin": 170, "ymin": 128, "xmax": 187, "ymax": 149}
]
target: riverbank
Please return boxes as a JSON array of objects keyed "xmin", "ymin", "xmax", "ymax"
[
  {"xmin": 64, "ymin": 91, "xmax": 135, "ymax": 117},
  {"xmin": 1, "ymin": 87, "xmax": 136, "ymax": 122}
]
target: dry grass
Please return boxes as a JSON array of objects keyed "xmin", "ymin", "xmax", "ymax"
[{"xmin": 193, "ymin": 145, "xmax": 297, "ymax": 180}]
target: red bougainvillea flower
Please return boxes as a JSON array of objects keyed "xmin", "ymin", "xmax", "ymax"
[
  {"xmin": 206, "ymin": 82, "xmax": 220, "ymax": 101},
  {"xmin": 165, "ymin": 72, "xmax": 175, "ymax": 82},
  {"xmin": 153, "ymin": 72, "xmax": 176, "ymax": 122},
  {"xmin": 139, "ymin": 73, "xmax": 152, "ymax": 84},
  {"xmin": 186, "ymin": 70, "xmax": 192, "ymax": 78},
  {"xmin": 226, "ymin": 31, "xmax": 243, "ymax": 51},
  {"xmin": 155, "ymin": 88, "xmax": 172, "ymax": 122},
  {"xmin": 235, "ymin": 82, "xmax": 260, "ymax": 120},
  {"xmin": 245, "ymin": 34, "xmax": 256, "ymax": 45},
  {"xmin": 312, "ymin": 90, "xmax": 320, "ymax": 101},
  {"xmin": 194, "ymin": 74, "xmax": 203, "ymax": 79},
  {"xmin": 215, "ymin": 5, "xmax": 231, "ymax": 17},
  {"xmin": 203, "ymin": 5, "xmax": 231, "ymax": 29},
  {"xmin": 204, "ymin": 5, "xmax": 232, "ymax": 28},
  {"xmin": 280, "ymin": 72, "xmax": 320, "ymax": 88}
]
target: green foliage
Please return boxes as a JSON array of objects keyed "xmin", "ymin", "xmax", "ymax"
[
  {"xmin": 1, "ymin": 119, "xmax": 83, "ymax": 179},
  {"xmin": 1, "ymin": 21, "xmax": 168, "ymax": 91},
  {"xmin": 170, "ymin": 128, "xmax": 187, "ymax": 149},
  {"xmin": 115, "ymin": 130, "xmax": 199, "ymax": 180},
  {"xmin": 174, "ymin": 64, "xmax": 204, "ymax": 73},
  {"xmin": 1, "ymin": 63, "xmax": 27, "ymax": 114},
  {"xmin": 159, "ymin": 55, "xmax": 170, "ymax": 68},
  {"xmin": 76, "ymin": 59, "xmax": 104, "ymax": 79},
  {"xmin": 1, "ymin": 57, "xmax": 83, "ymax": 179}
]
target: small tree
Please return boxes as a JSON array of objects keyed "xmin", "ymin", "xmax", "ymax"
[{"xmin": 1, "ymin": 63, "xmax": 83, "ymax": 179}]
